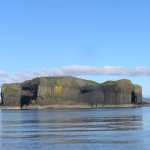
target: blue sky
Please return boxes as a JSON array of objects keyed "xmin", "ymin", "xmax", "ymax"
[{"xmin": 0, "ymin": 0, "xmax": 150, "ymax": 96}]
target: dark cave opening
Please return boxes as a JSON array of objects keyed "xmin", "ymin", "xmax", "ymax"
[
  {"xmin": 131, "ymin": 91, "xmax": 137, "ymax": 104},
  {"xmin": 80, "ymin": 86, "xmax": 95, "ymax": 94},
  {"xmin": 20, "ymin": 96, "xmax": 32, "ymax": 108},
  {"xmin": 20, "ymin": 84, "xmax": 38, "ymax": 108}
]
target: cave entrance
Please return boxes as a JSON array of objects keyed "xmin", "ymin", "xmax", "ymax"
[
  {"xmin": 20, "ymin": 84, "xmax": 38, "ymax": 108},
  {"xmin": 20, "ymin": 96, "xmax": 32, "ymax": 108},
  {"xmin": 131, "ymin": 91, "xmax": 137, "ymax": 104}
]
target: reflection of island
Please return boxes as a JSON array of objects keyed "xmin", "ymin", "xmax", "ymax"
[
  {"xmin": 0, "ymin": 108, "xmax": 145, "ymax": 148},
  {"xmin": 100, "ymin": 115, "xmax": 143, "ymax": 131},
  {"xmin": 54, "ymin": 110, "xmax": 143, "ymax": 132},
  {"xmin": 0, "ymin": 76, "xmax": 142, "ymax": 108}
]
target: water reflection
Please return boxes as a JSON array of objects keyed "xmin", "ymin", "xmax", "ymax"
[{"xmin": 0, "ymin": 108, "xmax": 149, "ymax": 150}]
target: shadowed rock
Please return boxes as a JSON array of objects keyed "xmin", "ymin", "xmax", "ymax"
[{"xmin": 133, "ymin": 85, "xmax": 142, "ymax": 104}]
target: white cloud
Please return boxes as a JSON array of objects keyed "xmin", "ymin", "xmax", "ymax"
[{"xmin": 0, "ymin": 65, "xmax": 150, "ymax": 85}]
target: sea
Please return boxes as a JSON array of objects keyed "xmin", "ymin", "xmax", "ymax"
[{"xmin": 0, "ymin": 107, "xmax": 150, "ymax": 150}]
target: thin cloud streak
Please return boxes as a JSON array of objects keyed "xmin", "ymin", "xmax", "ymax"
[{"xmin": 0, "ymin": 65, "xmax": 150, "ymax": 85}]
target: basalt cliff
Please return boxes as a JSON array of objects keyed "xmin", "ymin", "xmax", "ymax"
[{"xmin": 1, "ymin": 76, "xmax": 142, "ymax": 108}]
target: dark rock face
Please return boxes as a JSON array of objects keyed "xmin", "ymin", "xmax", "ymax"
[
  {"xmin": 1, "ymin": 77, "xmax": 142, "ymax": 107},
  {"xmin": 20, "ymin": 79, "xmax": 39, "ymax": 108},
  {"xmin": 132, "ymin": 85, "xmax": 142, "ymax": 104},
  {"xmin": 100, "ymin": 79, "xmax": 133, "ymax": 104}
]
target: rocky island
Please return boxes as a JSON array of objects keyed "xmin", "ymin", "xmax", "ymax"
[{"xmin": 0, "ymin": 76, "xmax": 142, "ymax": 109}]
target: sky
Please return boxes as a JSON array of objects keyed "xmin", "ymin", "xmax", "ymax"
[{"xmin": 0, "ymin": 0, "xmax": 150, "ymax": 97}]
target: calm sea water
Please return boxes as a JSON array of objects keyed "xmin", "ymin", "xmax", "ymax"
[{"xmin": 0, "ymin": 107, "xmax": 150, "ymax": 150}]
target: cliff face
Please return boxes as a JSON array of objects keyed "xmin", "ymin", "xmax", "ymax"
[
  {"xmin": 1, "ymin": 83, "xmax": 21, "ymax": 106},
  {"xmin": 1, "ymin": 77, "xmax": 142, "ymax": 107}
]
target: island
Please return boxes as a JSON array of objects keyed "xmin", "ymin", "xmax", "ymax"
[{"xmin": 0, "ymin": 76, "xmax": 142, "ymax": 109}]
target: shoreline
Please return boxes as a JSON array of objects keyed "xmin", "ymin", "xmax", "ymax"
[{"xmin": 0, "ymin": 104, "xmax": 149, "ymax": 110}]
